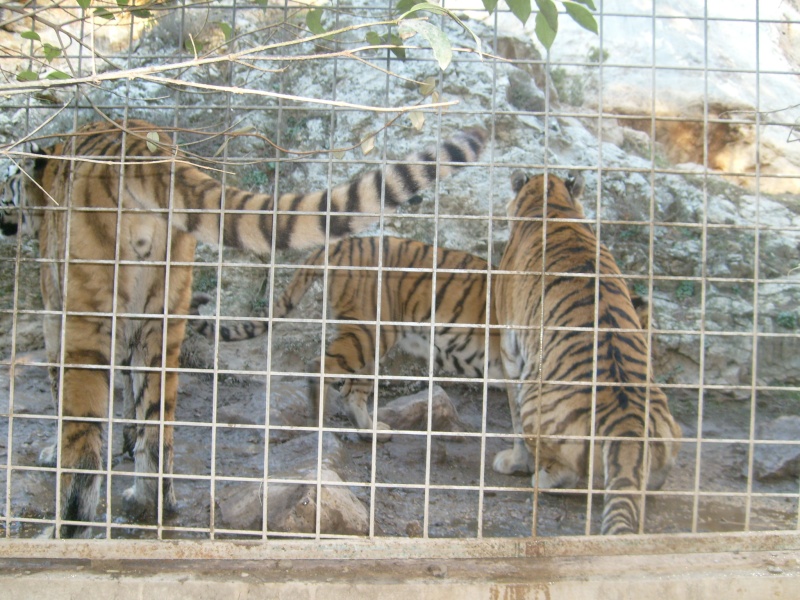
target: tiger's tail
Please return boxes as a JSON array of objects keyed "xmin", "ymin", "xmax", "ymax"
[
  {"xmin": 599, "ymin": 435, "xmax": 647, "ymax": 535},
  {"xmin": 190, "ymin": 246, "xmax": 328, "ymax": 342}
]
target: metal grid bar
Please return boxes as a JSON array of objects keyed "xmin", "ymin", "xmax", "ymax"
[{"xmin": 0, "ymin": 0, "xmax": 798, "ymax": 554}]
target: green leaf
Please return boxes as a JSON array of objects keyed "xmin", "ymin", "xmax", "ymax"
[
  {"xmin": 115, "ymin": 0, "xmax": 128, "ymax": 6},
  {"xmin": 535, "ymin": 0, "xmax": 558, "ymax": 32},
  {"xmin": 306, "ymin": 8, "xmax": 325, "ymax": 35},
  {"xmin": 184, "ymin": 37, "xmax": 203, "ymax": 55},
  {"xmin": 419, "ymin": 76, "xmax": 436, "ymax": 96},
  {"xmin": 76, "ymin": 0, "xmax": 91, "ymax": 8},
  {"xmin": 570, "ymin": 0, "xmax": 596, "ymax": 10},
  {"xmin": 21, "ymin": 31, "xmax": 41, "ymax": 41},
  {"xmin": 398, "ymin": 1, "xmax": 482, "ymax": 60},
  {"xmin": 93, "ymin": 7, "xmax": 116, "ymax": 19},
  {"xmin": 132, "ymin": 9, "xmax": 151, "ymax": 18},
  {"xmin": 481, "ymin": 0, "xmax": 499, "ymax": 14},
  {"xmin": 396, "ymin": 0, "xmax": 428, "ymax": 14},
  {"xmin": 409, "ymin": 111, "xmax": 425, "ymax": 130},
  {"xmin": 398, "ymin": 19, "xmax": 452, "ymax": 70},
  {"xmin": 361, "ymin": 135, "xmax": 375, "ymax": 155},
  {"xmin": 16, "ymin": 70, "xmax": 39, "ymax": 82},
  {"xmin": 563, "ymin": 1, "xmax": 598, "ymax": 34},
  {"xmin": 534, "ymin": 11, "xmax": 556, "ymax": 50},
  {"xmin": 218, "ymin": 21, "xmax": 233, "ymax": 42},
  {"xmin": 365, "ymin": 31, "xmax": 382, "ymax": 46},
  {"xmin": 146, "ymin": 131, "xmax": 160, "ymax": 153},
  {"xmin": 387, "ymin": 33, "xmax": 406, "ymax": 60},
  {"xmin": 506, "ymin": 0, "xmax": 531, "ymax": 24},
  {"xmin": 42, "ymin": 43, "xmax": 61, "ymax": 63},
  {"xmin": 46, "ymin": 70, "xmax": 71, "ymax": 80}
]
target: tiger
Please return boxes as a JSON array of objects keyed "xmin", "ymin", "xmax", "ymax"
[
  {"xmin": 0, "ymin": 118, "xmax": 486, "ymax": 537},
  {"xmin": 191, "ymin": 230, "xmax": 654, "ymax": 442},
  {"xmin": 192, "ymin": 235, "xmax": 504, "ymax": 440},
  {"xmin": 492, "ymin": 171, "xmax": 681, "ymax": 535}
]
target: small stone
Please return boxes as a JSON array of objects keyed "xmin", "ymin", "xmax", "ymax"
[
  {"xmin": 750, "ymin": 416, "xmax": 800, "ymax": 481},
  {"xmin": 406, "ymin": 520, "xmax": 423, "ymax": 537},
  {"xmin": 377, "ymin": 386, "xmax": 469, "ymax": 434},
  {"xmin": 427, "ymin": 564, "xmax": 447, "ymax": 578},
  {"xmin": 767, "ymin": 566, "xmax": 783, "ymax": 575}
]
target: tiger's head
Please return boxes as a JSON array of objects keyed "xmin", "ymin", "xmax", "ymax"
[
  {"xmin": 1, "ymin": 146, "xmax": 50, "ymax": 237},
  {"xmin": 0, "ymin": 161, "xmax": 27, "ymax": 237},
  {"xmin": 506, "ymin": 170, "xmax": 586, "ymax": 226}
]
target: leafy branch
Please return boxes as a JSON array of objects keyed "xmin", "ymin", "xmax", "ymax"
[{"xmin": 482, "ymin": 0, "xmax": 597, "ymax": 50}]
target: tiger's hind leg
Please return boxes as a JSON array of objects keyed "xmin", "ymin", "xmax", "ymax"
[
  {"xmin": 36, "ymin": 262, "xmax": 65, "ymax": 467},
  {"xmin": 119, "ymin": 316, "xmax": 181, "ymax": 518},
  {"xmin": 312, "ymin": 323, "xmax": 392, "ymax": 442},
  {"xmin": 50, "ymin": 315, "xmax": 113, "ymax": 538},
  {"xmin": 120, "ymin": 357, "xmax": 136, "ymax": 460},
  {"xmin": 493, "ymin": 382, "xmax": 535, "ymax": 475},
  {"xmin": 339, "ymin": 379, "xmax": 392, "ymax": 442},
  {"xmin": 307, "ymin": 367, "xmax": 392, "ymax": 442}
]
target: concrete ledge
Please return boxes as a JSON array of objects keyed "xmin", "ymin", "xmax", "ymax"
[{"xmin": 1, "ymin": 548, "xmax": 798, "ymax": 599}]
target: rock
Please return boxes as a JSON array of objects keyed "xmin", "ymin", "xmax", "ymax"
[
  {"xmin": 377, "ymin": 386, "xmax": 469, "ymax": 434},
  {"xmin": 751, "ymin": 416, "xmax": 800, "ymax": 481},
  {"xmin": 405, "ymin": 520, "xmax": 423, "ymax": 537},
  {"xmin": 267, "ymin": 467, "xmax": 368, "ymax": 536},
  {"xmin": 266, "ymin": 380, "xmax": 314, "ymax": 441},
  {"xmin": 267, "ymin": 431, "xmax": 346, "ymax": 474},
  {"xmin": 214, "ymin": 467, "xmax": 369, "ymax": 535},
  {"xmin": 215, "ymin": 379, "xmax": 313, "ymax": 441},
  {"xmin": 216, "ymin": 432, "xmax": 367, "ymax": 534},
  {"xmin": 492, "ymin": 35, "xmax": 551, "ymax": 97},
  {"xmin": 506, "ymin": 69, "xmax": 546, "ymax": 112},
  {"xmin": 216, "ymin": 482, "xmax": 263, "ymax": 532}
]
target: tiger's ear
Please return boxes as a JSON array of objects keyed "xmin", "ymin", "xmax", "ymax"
[
  {"xmin": 630, "ymin": 291, "xmax": 650, "ymax": 330},
  {"xmin": 31, "ymin": 143, "xmax": 55, "ymax": 174},
  {"xmin": 511, "ymin": 170, "xmax": 529, "ymax": 194},
  {"xmin": 565, "ymin": 170, "xmax": 585, "ymax": 201}
]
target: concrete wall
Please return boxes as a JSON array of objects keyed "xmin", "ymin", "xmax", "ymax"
[{"xmin": 2, "ymin": 547, "xmax": 798, "ymax": 599}]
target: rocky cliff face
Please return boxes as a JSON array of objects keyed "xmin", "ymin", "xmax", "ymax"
[{"xmin": 1, "ymin": 1, "xmax": 798, "ymax": 401}]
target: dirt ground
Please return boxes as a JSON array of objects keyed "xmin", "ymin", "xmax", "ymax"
[{"xmin": 1, "ymin": 316, "xmax": 797, "ymax": 540}]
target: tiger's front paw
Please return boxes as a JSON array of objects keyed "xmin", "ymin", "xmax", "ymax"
[
  {"xmin": 121, "ymin": 485, "xmax": 152, "ymax": 517},
  {"xmin": 492, "ymin": 446, "xmax": 531, "ymax": 475},
  {"xmin": 357, "ymin": 420, "xmax": 392, "ymax": 443},
  {"xmin": 534, "ymin": 465, "xmax": 579, "ymax": 490}
]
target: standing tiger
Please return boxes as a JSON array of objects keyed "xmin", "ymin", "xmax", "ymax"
[
  {"xmin": 493, "ymin": 171, "xmax": 681, "ymax": 535},
  {"xmin": 0, "ymin": 119, "xmax": 486, "ymax": 537},
  {"xmin": 192, "ymin": 235, "xmax": 504, "ymax": 440}
]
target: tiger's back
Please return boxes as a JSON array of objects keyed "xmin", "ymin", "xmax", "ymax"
[
  {"xmin": 494, "ymin": 172, "xmax": 681, "ymax": 535},
  {"xmin": 5, "ymin": 119, "xmax": 486, "ymax": 537}
]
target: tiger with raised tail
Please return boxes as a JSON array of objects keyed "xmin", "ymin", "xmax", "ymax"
[
  {"xmin": 192, "ymin": 235, "xmax": 504, "ymax": 439},
  {"xmin": 0, "ymin": 119, "xmax": 486, "ymax": 537},
  {"xmin": 493, "ymin": 171, "xmax": 681, "ymax": 535}
]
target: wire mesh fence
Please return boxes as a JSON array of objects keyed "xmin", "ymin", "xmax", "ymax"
[{"xmin": 0, "ymin": 0, "xmax": 799, "ymax": 551}]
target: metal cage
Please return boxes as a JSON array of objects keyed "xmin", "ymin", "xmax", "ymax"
[{"xmin": 0, "ymin": 0, "xmax": 799, "ymax": 562}]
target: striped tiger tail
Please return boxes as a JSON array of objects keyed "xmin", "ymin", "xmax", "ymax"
[
  {"xmin": 190, "ymin": 245, "xmax": 328, "ymax": 342},
  {"xmin": 55, "ymin": 120, "xmax": 486, "ymax": 254}
]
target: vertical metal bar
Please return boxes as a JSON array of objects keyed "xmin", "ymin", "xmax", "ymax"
[
  {"xmin": 476, "ymin": 1, "xmax": 502, "ymax": 541},
  {"xmin": 743, "ymin": 0, "xmax": 764, "ymax": 533},
  {"xmin": 695, "ymin": 0, "xmax": 711, "ymax": 536},
  {"xmin": 582, "ymin": 0, "xmax": 607, "ymax": 536}
]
